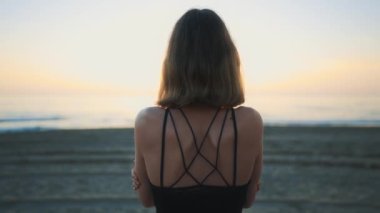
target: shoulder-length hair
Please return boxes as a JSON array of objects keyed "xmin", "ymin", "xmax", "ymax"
[{"xmin": 157, "ymin": 9, "xmax": 244, "ymax": 108}]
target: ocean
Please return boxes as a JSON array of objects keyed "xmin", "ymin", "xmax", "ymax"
[{"xmin": 0, "ymin": 94, "xmax": 379, "ymax": 133}]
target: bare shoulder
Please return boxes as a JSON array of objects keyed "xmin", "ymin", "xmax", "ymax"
[
  {"xmin": 234, "ymin": 106, "xmax": 264, "ymax": 150},
  {"xmin": 135, "ymin": 106, "xmax": 166, "ymax": 128},
  {"xmin": 234, "ymin": 106, "xmax": 263, "ymax": 127},
  {"xmin": 134, "ymin": 106, "xmax": 166, "ymax": 148}
]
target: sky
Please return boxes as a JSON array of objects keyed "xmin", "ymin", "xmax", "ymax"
[{"xmin": 0, "ymin": 0, "xmax": 379, "ymax": 97}]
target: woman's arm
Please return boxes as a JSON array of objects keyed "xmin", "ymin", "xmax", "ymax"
[
  {"xmin": 243, "ymin": 110, "xmax": 264, "ymax": 208},
  {"xmin": 132, "ymin": 110, "xmax": 155, "ymax": 207},
  {"xmin": 243, "ymin": 149, "xmax": 263, "ymax": 208}
]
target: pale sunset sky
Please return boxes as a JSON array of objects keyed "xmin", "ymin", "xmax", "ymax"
[{"xmin": 0, "ymin": 0, "xmax": 379, "ymax": 98}]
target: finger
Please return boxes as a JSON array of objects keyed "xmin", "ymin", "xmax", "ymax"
[
  {"xmin": 132, "ymin": 173, "xmax": 140, "ymax": 182},
  {"xmin": 133, "ymin": 180, "xmax": 141, "ymax": 187},
  {"xmin": 132, "ymin": 179, "xmax": 139, "ymax": 185},
  {"xmin": 132, "ymin": 175, "xmax": 140, "ymax": 182},
  {"xmin": 132, "ymin": 183, "xmax": 140, "ymax": 190}
]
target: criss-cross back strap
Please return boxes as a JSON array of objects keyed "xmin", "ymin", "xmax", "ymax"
[
  {"xmin": 198, "ymin": 108, "xmax": 230, "ymax": 185},
  {"xmin": 169, "ymin": 107, "xmax": 231, "ymax": 187},
  {"xmin": 168, "ymin": 110, "xmax": 202, "ymax": 186},
  {"xmin": 177, "ymin": 108, "xmax": 221, "ymax": 167},
  {"xmin": 167, "ymin": 108, "xmax": 220, "ymax": 187}
]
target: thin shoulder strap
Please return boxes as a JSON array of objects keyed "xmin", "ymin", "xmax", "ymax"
[
  {"xmin": 231, "ymin": 107, "xmax": 238, "ymax": 186},
  {"xmin": 160, "ymin": 108, "xmax": 170, "ymax": 188}
]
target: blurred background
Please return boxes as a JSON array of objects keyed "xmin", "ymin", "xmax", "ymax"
[
  {"xmin": 1, "ymin": 0, "xmax": 379, "ymax": 131},
  {"xmin": 0, "ymin": 0, "xmax": 379, "ymax": 212}
]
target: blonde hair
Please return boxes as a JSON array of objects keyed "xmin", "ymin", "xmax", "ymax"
[{"xmin": 157, "ymin": 9, "xmax": 244, "ymax": 107}]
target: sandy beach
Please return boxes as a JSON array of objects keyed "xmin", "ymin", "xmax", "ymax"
[{"xmin": 0, "ymin": 126, "xmax": 379, "ymax": 213}]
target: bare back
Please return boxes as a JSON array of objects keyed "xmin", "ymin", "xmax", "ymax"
[{"xmin": 137, "ymin": 105, "xmax": 263, "ymax": 189}]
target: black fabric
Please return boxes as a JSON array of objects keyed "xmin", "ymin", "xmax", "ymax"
[
  {"xmin": 150, "ymin": 107, "xmax": 250, "ymax": 213},
  {"xmin": 150, "ymin": 182, "xmax": 249, "ymax": 213}
]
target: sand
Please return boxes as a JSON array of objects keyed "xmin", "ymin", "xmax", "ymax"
[{"xmin": 0, "ymin": 126, "xmax": 379, "ymax": 213}]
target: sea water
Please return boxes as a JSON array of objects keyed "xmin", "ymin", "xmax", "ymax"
[{"xmin": 0, "ymin": 94, "xmax": 379, "ymax": 132}]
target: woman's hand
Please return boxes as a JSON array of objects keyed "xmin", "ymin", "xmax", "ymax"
[{"xmin": 131, "ymin": 160, "xmax": 141, "ymax": 191}]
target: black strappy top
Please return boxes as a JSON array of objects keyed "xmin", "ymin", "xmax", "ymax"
[{"xmin": 150, "ymin": 107, "xmax": 250, "ymax": 213}]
